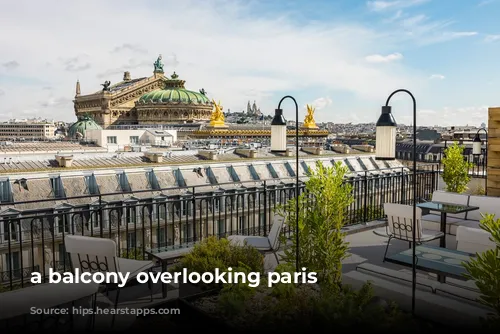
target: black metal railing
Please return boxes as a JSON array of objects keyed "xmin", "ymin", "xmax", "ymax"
[
  {"xmin": 0, "ymin": 166, "xmax": 438, "ymax": 290},
  {"xmin": 0, "ymin": 265, "xmax": 40, "ymax": 283}
]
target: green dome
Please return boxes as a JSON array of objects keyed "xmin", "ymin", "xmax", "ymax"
[
  {"xmin": 138, "ymin": 89, "xmax": 211, "ymax": 105},
  {"xmin": 136, "ymin": 72, "xmax": 211, "ymax": 105},
  {"xmin": 68, "ymin": 115, "xmax": 102, "ymax": 139}
]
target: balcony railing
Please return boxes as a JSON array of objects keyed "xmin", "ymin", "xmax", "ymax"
[
  {"xmin": 0, "ymin": 166, "xmax": 438, "ymax": 290},
  {"xmin": 0, "ymin": 265, "xmax": 40, "ymax": 284}
]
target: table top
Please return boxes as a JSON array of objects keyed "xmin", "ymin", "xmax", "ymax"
[
  {"xmin": 146, "ymin": 243, "xmax": 195, "ymax": 260},
  {"xmin": 0, "ymin": 281, "xmax": 99, "ymax": 321},
  {"xmin": 386, "ymin": 245, "xmax": 473, "ymax": 279},
  {"xmin": 416, "ymin": 201, "xmax": 479, "ymax": 214}
]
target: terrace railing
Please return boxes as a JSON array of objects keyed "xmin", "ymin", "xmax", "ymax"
[{"xmin": 0, "ymin": 166, "xmax": 438, "ymax": 290}]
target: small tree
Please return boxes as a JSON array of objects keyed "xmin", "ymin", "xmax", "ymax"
[
  {"xmin": 442, "ymin": 142, "xmax": 473, "ymax": 193},
  {"xmin": 277, "ymin": 160, "xmax": 354, "ymax": 290},
  {"xmin": 463, "ymin": 213, "xmax": 500, "ymax": 327}
]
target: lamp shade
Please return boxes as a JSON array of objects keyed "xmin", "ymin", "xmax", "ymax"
[
  {"xmin": 472, "ymin": 134, "xmax": 482, "ymax": 155},
  {"xmin": 271, "ymin": 108, "xmax": 287, "ymax": 125},
  {"xmin": 271, "ymin": 108, "xmax": 287, "ymax": 152},
  {"xmin": 375, "ymin": 106, "xmax": 397, "ymax": 160}
]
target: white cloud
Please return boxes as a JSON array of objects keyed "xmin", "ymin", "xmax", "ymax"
[
  {"xmin": 484, "ymin": 34, "xmax": 500, "ymax": 42},
  {"xmin": 373, "ymin": 5, "xmax": 478, "ymax": 46},
  {"xmin": 448, "ymin": 32, "xmax": 478, "ymax": 37},
  {"xmin": 0, "ymin": 0, "xmax": 428, "ymax": 122},
  {"xmin": 429, "ymin": 74, "xmax": 445, "ymax": 80},
  {"xmin": 365, "ymin": 52, "xmax": 403, "ymax": 63},
  {"xmin": 414, "ymin": 106, "xmax": 488, "ymax": 126},
  {"xmin": 307, "ymin": 97, "xmax": 333, "ymax": 111},
  {"xmin": 478, "ymin": 0, "xmax": 495, "ymax": 6},
  {"xmin": 367, "ymin": 0, "xmax": 429, "ymax": 12}
]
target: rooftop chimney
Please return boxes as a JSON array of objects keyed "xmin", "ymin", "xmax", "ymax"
[{"xmin": 123, "ymin": 71, "xmax": 131, "ymax": 81}]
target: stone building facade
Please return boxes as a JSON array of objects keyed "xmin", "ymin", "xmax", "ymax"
[{"xmin": 73, "ymin": 55, "xmax": 214, "ymax": 128}]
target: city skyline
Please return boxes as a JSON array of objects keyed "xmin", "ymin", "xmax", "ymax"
[{"xmin": 0, "ymin": 0, "xmax": 499, "ymax": 126}]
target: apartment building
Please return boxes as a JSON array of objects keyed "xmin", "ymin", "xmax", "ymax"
[
  {"xmin": 0, "ymin": 121, "xmax": 56, "ymax": 140},
  {"xmin": 0, "ymin": 153, "xmax": 412, "ymax": 284}
]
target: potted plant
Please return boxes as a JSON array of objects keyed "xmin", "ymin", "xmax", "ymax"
[
  {"xmin": 165, "ymin": 161, "xmax": 437, "ymax": 331},
  {"xmin": 169, "ymin": 236, "xmax": 264, "ymax": 298},
  {"xmin": 182, "ymin": 161, "xmax": 436, "ymax": 331},
  {"xmin": 463, "ymin": 213, "xmax": 500, "ymax": 329},
  {"xmin": 442, "ymin": 142, "xmax": 474, "ymax": 194}
]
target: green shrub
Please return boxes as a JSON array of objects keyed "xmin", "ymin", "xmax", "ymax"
[
  {"xmin": 442, "ymin": 142, "xmax": 473, "ymax": 193},
  {"xmin": 170, "ymin": 236, "xmax": 264, "ymax": 289},
  {"xmin": 463, "ymin": 213, "xmax": 500, "ymax": 327},
  {"xmin": 277, "ymin": 160, "xmax": 354, "ymax": 290},
  {"xmin": 203, "ymin": 280, "xmax": 425, "ymax": 332},
  {"xmin": 121, "ymin": 248, "xmax": 144, "ymax": 260}
]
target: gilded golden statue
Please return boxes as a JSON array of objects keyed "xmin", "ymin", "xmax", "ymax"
[
  {"xmin": 209, "ymin": 99, "xmax": 227, "ymax": 127},
  {"xmin": 303, "ymin": 104, "xmax": 318, "ymax": 129}
]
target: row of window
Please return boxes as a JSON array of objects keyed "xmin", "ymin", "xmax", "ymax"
[
  {"xmin": 1, "ymin": 214, "xmax": 265, "ymax": 274},
  {"xmin": 0, "ymin": 170, "xmax": 163, "ymax": 203}
]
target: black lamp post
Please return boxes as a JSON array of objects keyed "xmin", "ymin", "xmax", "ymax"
[
  {"xmin": 472, "ymin": 127, "xmax": 488, "ymax": 195},
  {"xmin": 274, "ymin": 96, "xmax": 300, "ymax": 272},
  {"xmin": 375, "ymin": 89, "xmax": 417, "ymax": 315}
]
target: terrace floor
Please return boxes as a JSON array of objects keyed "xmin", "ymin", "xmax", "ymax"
[
  {"xmin": 100, "ymin": 221, "xmax": 469, "ymax": 329},
  {"xmin": 7, "ymin": 221, "xmax": 477, "ymax": 332}
]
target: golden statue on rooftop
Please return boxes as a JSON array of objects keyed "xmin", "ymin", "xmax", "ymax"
[
  {"xmin": 303, "ymin": 104, "xmax": 318, "ymax": 129},
  {"xmin": 209, "ymin": 99, "xmax": 227, "ymax": 128}
]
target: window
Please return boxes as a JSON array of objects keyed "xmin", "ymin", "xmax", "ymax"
[
  {"xmin": 88, "ymin": 205, "xmax": 101, "ymax": 230},
  {"xmin": 249, "ymin": 165, "xmax": 260, "ymax": 181},
  {"xmin": 50, "ymin": 176, "xmax": 65, "ymax": 199},
  {"xmin": 125, "ymin": 204, "xmax": 137, "ymax": 225},
  {"xmin": 182, "ymin": 224, "xmax": 191, "ymax": 242},
  {"xmin": 84, "ymin": 174, "xmax": 99, "ymax": 195},
  {"xmin": 58, "ymin": 243, "xmax": 70, "ymax": 265},
  {"xmin": 107, "ymin": 136, "xmax": 117, "ymax": 144},
  {"xmin": 213, "ymin": 196, "xmax": 221, "ymax": 212},
  {"xmin": 158, "ymin": 227, "xmax": 166, "ymax": 247},
  {"xmin": 56, "ymin": 210, "xmax": 71, "ymax": 234},
  {"xmin": 146, "ymin": 170, "xmax": 160, "ymax": 190},
  {"xmin": 129, "ymin": 136, "xmax": 139, "ymax": 144},
  {"xmin": 3, "ymin": 219, "xmax": 19, "ymax": 241},
  {"xmin": 179, "ymin": 196, "xmax": 193, "ymax": 216},
  {"xmin": 116, "ymin": 172, "xmax": 131, "ymax": 192},
  {"xmin": 127, "ymin": 232, "xmax": 136, "ymax": 248},
  {"xmin": 5, "ymin": 251, "xmax": 20, "ymax": 275},
  {"xmin": 239, "ymin": 216, "xmax": 246, "ymax": 233},
  {"xmin": 0, "ymin": 178, "xmax": 12, "ymax": 203},
  {"xmin": 217, "ymin": 220, "xmax": 225, "ymax": 236},
  {"xmin": 267, "ymin": 163, "xmax": 279, "ymax": 178},
  {"xmin": 174, "ymin": 169, "xmax": 186, "ymax": 187},
  {"xmin": 227, "ymin": 166, "xmax": 240, "ymax": 182}
]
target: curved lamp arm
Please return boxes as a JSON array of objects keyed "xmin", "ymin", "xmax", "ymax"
[
  {"xmin": 277, "ymin": 95, "xmax": 300, "ymax": 273},
  {"xmin": 475, "ymin": 127, "xmax": 488, "ymax": 141}
]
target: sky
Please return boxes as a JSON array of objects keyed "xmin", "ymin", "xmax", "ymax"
[{"xmin": 0, "ymin": 0, "xmax": 500, "ymax": 126}]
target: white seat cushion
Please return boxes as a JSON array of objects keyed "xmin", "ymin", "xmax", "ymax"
[
  {"xmin": 467, "ymin": 195, "xmax": 500, "ymax": 221},
  {"xmin": 449, "ymin": 220, "xmax": 480, "ymax": 236},
  {"xmin": 117, "ymin": 258, "xmax": 156, "ymax": 279},
  {"xmin": 456, "ymin": 226, "xmax": 496, "ymax": 253},
  {"xmin": 421, "ymin": 214, "xmax": 469, "ymax": 235},
  {"xmin": 228, "ymin": 235, "xmax": 271, "ymax": 251},
  {"xmin": 420, "ymin": 229, "xmax": 445, "ymax": 242}
]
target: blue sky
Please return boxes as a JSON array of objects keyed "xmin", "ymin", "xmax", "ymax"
[{"xmin": 0, "ymin": 0, "xmax": 499, "ymax": 126}]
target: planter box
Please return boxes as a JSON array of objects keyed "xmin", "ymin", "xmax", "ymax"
[
  {"xmin": 176, "ymin": 290, "xmax": 229, "ymax": 330},
  {"xmin": 178, "ymin": 273, "xmax": 221, "ymax": 298},
  {"xmin": 179, "ymin": 281, "xmax": 205, "ymax": 298}
]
